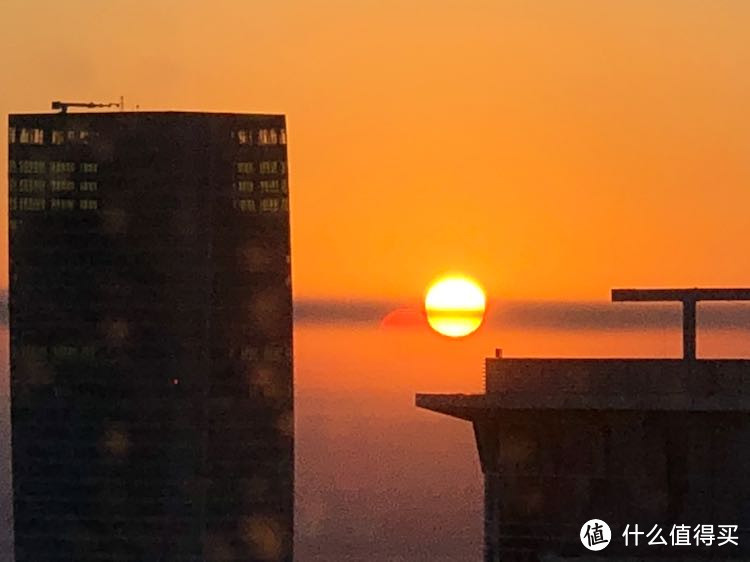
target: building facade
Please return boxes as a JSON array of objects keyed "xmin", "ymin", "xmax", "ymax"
[{"xmin": 8, "ymin": 111, "xmax": 293, "ymax": 561}]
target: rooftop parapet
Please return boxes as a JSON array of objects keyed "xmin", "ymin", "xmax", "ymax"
[{"xmin": 485, "ymin": 357, "xmax": 750, "ymax": 397}]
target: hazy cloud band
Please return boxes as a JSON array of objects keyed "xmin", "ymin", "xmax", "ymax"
[
  {"xmin": 1, "ymin": 294, "xmax": 749, "ymax": 332},
  {"xmin": 294, "ymin": 299, "xmax": 750, "ymax": 332}
]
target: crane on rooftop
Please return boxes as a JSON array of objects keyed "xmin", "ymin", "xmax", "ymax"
[{"xmin": 52, "ymin": 97, "xmax": 124, "ymax": 113}]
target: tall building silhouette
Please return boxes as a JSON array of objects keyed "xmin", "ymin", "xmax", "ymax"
[{"xmin": 8, "ymin": 111, "xmax": 293, "ymax": 561}]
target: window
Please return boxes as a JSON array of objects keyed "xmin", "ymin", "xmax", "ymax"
[
  {"xmin": 258, "ymin": 129, "xmax": 278, "ymax": 145},
  {"xmin": 80, "ymin": 199, "xmax": 98, "ymax": 210},
  {"xmin": 50, "ymin": 161, "xmax": 76, "ymax": 173},
  {"xmin": 51, "ymin": 130, "xmax": 65, "ymax": 145},
  {"xmin": 260, "ymin": 180, "xmax": 280, "ymax": 193},
  {"xmin": 281, "ymin": 197, "xmax": 289, "ymax": 212},
  {"xmin": 237, "ymin": 181, "xmax": 254, "ymax": 193},
  {"xmin": 79, "ymin": 181, "xmax": 98, "ymax": 192},
  {"xmin": 237, "ymin": 130, "xmax": 252, "ymax": 145},
  {"xmin": 50, "ymin": 180, "xmax": 75, "ymax": 192},
  {"xmin": 18, "ymin": 197, "xmax": 45, "ymax": 211},
  {"xmin": 81, "ymin": 162, "xmax": 98, "ymax": 173},
  {"xmin": 280, "ymin": 161, "xmax": 287, "ymax": 174},
  {"xmin": 18, "ymin": 160, "xmax": 46, "ymax": 174},
  {"xmin": 19, "ymin": 128, "xmax": 44, "ymax": 145},
  {"xmin": 259, "ymin": 161, "xmax": 279, "ymax": 174},
  {"xmin": 9, "ymin": 160, "xmax": 17, "ymax": 173},
  {"xmin": 18, "ymin": 179, "xmax": 46, "ymax": 193},
  {"xmin": 279, "ymin": 129, "xmax": 287, "ymax": 145},
  {"xmin": 50, "ymin": 198, "xmax": 75, "ymax": 210},
  {"xmin": 236, "ymin": 199, "xmax": 256, "ymax": 213},
  {"xmin": 236, "ymin": 162, "xmax": 254, "ymax": 174},
  {"xmin": 280, "ymin": 179, "xmax": 288, "ymax": 194},
  {"xmin": 9, "ymin": 198, "xmax": 17, "ymax": 211},
  {"xmin": 8, "ymin": 127, "xmax": 15, "ymax": 144},
  {"xmin": 79, "ymin": 131, "xmax": 90, "ymax": 141},
  {"xmin": 67, "ymin": 130, "xmax": 76, "ymax": 141},
  {"xmin": 260, "ymin": 198, "xmax": 280, "ymax": 212}
]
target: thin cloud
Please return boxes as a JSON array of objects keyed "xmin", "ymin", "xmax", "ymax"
[
  {"xmin": 294, "ymin": 298, "xmax": 750, "ymax": 332},
  {"xmin": 293, "ymin": 299, "xmax": 393, "ymax": 326},
  {"xmin": 1, "ymin": 291, "xmax": 749, "ymax": 332}
]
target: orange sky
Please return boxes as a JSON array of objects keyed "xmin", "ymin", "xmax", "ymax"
[{"xmin": 2, "ymin": 0, "xmax": 750, "ymax": 301}]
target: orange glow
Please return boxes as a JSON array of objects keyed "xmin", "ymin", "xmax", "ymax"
[
  {"xmin": 380, "ymin": 307, "xmax": 426, "ymax": 330},
  {"xmin": 2, "ymin": 3, "xmax": 750, "ymax": 298},
  {"xmin": 425, "ymin": 276, "xmax": 486, "ymax": 338}
]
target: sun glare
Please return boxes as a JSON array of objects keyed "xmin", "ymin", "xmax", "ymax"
[{"xmin": 424, "ymin": 275, "xmax": 486, "ymax": 337}]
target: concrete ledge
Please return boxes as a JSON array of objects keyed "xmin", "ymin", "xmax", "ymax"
[{"xmin": 416, "ymin": 390, "xmax": 750, "ymax": 419}]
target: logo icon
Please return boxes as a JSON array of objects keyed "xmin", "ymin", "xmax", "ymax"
[{"xmin": 581, "ymin": 519, "xmax": 611, "ymax": 551}]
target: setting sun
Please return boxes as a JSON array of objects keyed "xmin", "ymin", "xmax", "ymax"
[{"xmin": 424, "ymin": 276, "xmax": 487, "ymax": 338}]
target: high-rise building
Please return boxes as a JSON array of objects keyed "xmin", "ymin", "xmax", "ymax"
[
  {"xmin": 8, "ymin": 110, "xmax": 293, "ymax": 561},
  {"xmin": 418, "ymin": 289, "xmax": 750, "ymax": 561}
]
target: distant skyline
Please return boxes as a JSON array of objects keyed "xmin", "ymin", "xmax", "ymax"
[{"xmin": 2, "ymin": 0, "xmax": 750, "ymax": 301}]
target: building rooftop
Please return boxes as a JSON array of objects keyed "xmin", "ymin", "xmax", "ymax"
[
  {"xmin": 417, "ymin": 358, "xmax": 750, "ymax": 419},
  {"xmin": 10, "ymin": 110, "xmax": 285, "ymax": 119}
]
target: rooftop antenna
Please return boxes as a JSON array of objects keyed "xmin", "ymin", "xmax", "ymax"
[{"xmin": 51, "ymin": 99, "xmax": 123, "ymax": 114}]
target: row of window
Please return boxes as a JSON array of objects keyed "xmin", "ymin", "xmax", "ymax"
[
  {"xmin": 259, "ymin": 161, "xmax": 287, "ymax": 174},
  {"xmin": 9, "ymin": 160, "xmax": 98, "ymax": 174},
  {"xmin": 17, "ymin": 343, "xmax": 289, "ymax": 363},
  {"xmin": 16, "ymin": 345, "xmax": 98, "ymax": 360},
  {"xmin": 10, "ymin": 197, "xmax": 99, "ymax": 211},
  {"xmin": 10, "ymin": 179, "xmax": 97, "ymax": 193},
  {"xmin": 238, "ymin": 343, "xmax": 291, "ymax": 363},
  {"xmin": 260, "ymin": 180, "xmax": 286, "ymax": 194},
  {"xmin": 52, "ymin": 130, "xmax": 90, "ymax": 144},
  {"xmin": 50, "ymin": 199, "xmax": 76, "ymax": 210},
  {"xmin": 9, "ymin": 127, "xmax": 43, "ymax": 145},
  {"xmin": 9, "ymin": 127, "xmax": 91, "ymax": 145},
  {"xmin": 235, "ymin": 198, "xmax": 289, "ymax": 213},
  {"xmin": 237, "ymin": 180, "xmax": 254, "ymax": 193},
  {"xmin": 234, "ymin": 128, "xmax": 287, "ymax": 146},
  {"xmin": 11, "ymin": 126, "xmax": 286, "ymax": 147},
  {"xmin": 234, "ymin": 179, "xmax": 288, "ymax": 194},
  {"xmin": 10, "ymin": 196, "xmax": 284, "ymax": 213},
  {"xmin": 236, "ymin": 160, "xmax": 288, "ymax": 175}
]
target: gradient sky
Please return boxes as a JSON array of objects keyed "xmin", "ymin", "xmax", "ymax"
[
  {"xmin": 3, "ymin": 4, "xmax": 750, "ymax": 558},
  {"xmin": 2, "ymin": 0, "xmax": 750, "ymax": 301}
]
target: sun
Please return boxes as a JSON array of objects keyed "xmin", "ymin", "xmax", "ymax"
[{"xmin": 424, "ymin": 275, "xmax": 487, "ymax": 337}]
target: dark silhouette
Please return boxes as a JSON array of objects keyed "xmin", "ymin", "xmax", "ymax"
[{"xmin": 8, "ymin": 111, "xmax": 293, "ymax": 561}]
